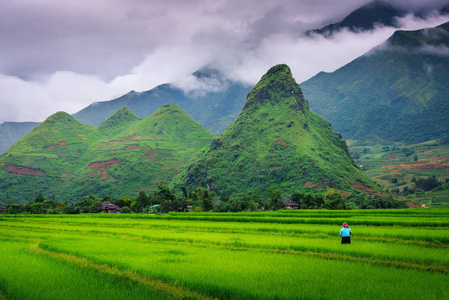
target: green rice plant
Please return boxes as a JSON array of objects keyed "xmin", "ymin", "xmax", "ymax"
[
  {"xmin": 0, "ymin": 239, "xmax": 168, "ymax": 300},
  {"xmin": 1, "ymin": 212, "xmax": 449, "ymax": 299},
  {"xmin": 39, "ymin": 234, "xmax": 449, "ymax": 300},
  {"xmin": 3, "ymin": 220, "xmax": 448, "ymax": 268},
  {"xmin": 3, "ymin": 214, "xmax": 449, "ymax": 244}
]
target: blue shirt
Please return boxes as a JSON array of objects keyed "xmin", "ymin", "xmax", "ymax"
[{"xmin": 340, "ymin": 227, "xmax": 352, "ymax": 237}]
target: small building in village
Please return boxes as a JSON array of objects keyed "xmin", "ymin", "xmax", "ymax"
[
  {"xmin": 102, "ymin": 201, "xmax": 121, "ymax": 214},
  {"xmin": 282, "ymin": 198, "xmax": 300, "ymax": 209},
  {"xmin": 0, "ymin": 205, "xmax": 6, "ymax": 214}
]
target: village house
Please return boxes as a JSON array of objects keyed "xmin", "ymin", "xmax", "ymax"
[
  {"xmin": 282, "ymin": 198, "xmax": 300, "ymax": 209},
  {"xmin": 0, "ymin": 205, "xmax": 6, "ymax": 214},
  {"xmin": 102, "ymin": 201, "xmax": 121, "ymax": 214}
]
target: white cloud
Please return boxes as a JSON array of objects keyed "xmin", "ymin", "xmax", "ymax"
[{"xmin": 0, "ymin": 0, "xmax": 448, "ymax": 123}]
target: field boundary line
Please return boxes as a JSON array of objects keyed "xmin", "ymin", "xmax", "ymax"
[
  {"xmin": 30, "ymin": 244, "xmax": 217, "ymax": 300},
  {"xmin": 3, "ymin": 228, "xmax": 448, "ymax": 274}
]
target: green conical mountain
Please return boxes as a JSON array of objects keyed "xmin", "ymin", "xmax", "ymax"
[
  {"xmin": 98, "ymin": 108, "xmax": 141, "ymax": 135},
  {"xmin": 174, "ymin": 65, "xmax": 380, "ymax": 197},
  {"xmin": 302, "ymin": 21, "xmax": 449, "ymax": 145},
  {"xmin": 0, "ymin": 112, "xmax": 96, "ymax": 202},
  {"xmin": 0, "ymin": 104, "xmax": 215, "ymax": 203}
]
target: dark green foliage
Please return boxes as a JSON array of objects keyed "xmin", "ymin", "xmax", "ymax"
[
  {"xmin": 136, "ymin": 191, "xmax": 150, "ymax": 211},
  {"xmin": 324, "ymin": 189, "xmax": 347, "ymax": 210},
  {"xmin": 175, "ymin": 64, "xmax": 380, "ymax": 197},
  {"xmin": 302, "ymin": 21, "xmax": 449, "ymax": 145},
  {"xmin": 89, "ymin": 201, "xmax": 104, "ymax": 213},
  {"xmin": 218, "ymin": 191, "xmax": 262, "ymax": 212},
  {"xmin": 191, "ymin": 187, "xmax": 215, "ymax": 212},
  {"xmin": 75, "ymin": 195, "xmax": 98, "ymax": 213},
  {"xmin": 291, "ymin": 192, "xmax": 324, "ymax": 209},
  {"xmin": 35, "ymin": 193, "xmax": 45, "ymax": 203},
  {"xmin": 267, "ymin": 188, "xmax": 283, "ymax": 210},
  {"xmin": 121, "ymin": 206, "xmax": 131, "ymax": 214},
  {"xmin": 414, "ymin": 176, "xmax": 440, "ymax": 192}
]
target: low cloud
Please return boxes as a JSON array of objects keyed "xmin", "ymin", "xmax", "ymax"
[{"xmin": 0, "ymin": 0, "xmax": 448, "ymax": 123}]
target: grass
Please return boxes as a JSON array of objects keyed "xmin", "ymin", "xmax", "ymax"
[
  {"xmin": 0, "ymin": 210, "xmax": 448, "ymax": 299},
  {"xmin": 0, "ymin": 239, "xmax": 169, "ymax": 300}
]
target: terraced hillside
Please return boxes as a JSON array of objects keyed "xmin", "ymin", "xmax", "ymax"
[{"xmin": 0, "ymin": 104, "xmax": 215, "ymax": 203}]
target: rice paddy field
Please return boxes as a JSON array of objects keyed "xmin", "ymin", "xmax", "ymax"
[{"xmin": 0, "ymin": 209, "xmax": 448, "ymax": 299}]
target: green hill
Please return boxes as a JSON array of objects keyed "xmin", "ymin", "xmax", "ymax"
[
  {"xmin": 302, "ymin": 21, "xmax": 449, "ymax": 145},
  {"xmin": 0, "ymin": 105, "xmax": 215, "ymax": 203},
  {"xmin": 174, "ymin": 64, "xmax": 381, "ymax": 197}
]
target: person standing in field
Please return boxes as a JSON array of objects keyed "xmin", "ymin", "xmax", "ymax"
[{"xmin": 340, "ymin": 222, "xmax": 352, "ymax": 244}]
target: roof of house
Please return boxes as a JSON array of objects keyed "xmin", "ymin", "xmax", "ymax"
[
  {"xmin": 282, "ymin": 198, "xmax": 300, "ymax": 206},
  {"xmin": 102, "ymin": 201, "xmax": 121, "ymax": 211}
]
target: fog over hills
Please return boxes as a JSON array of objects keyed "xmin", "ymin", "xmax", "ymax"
[{"xmin": 1, "ymin": 1, "xmax": 449, "ymax": 154}]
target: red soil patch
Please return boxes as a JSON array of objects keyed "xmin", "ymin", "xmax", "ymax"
[
  {"xmin": 123, "ymin": 145, "xmax": 138, "ymax": 152},
  {"xmin": 4, "ymin": 164, "xmax": 45, "ymax": 176},
  {"xmin": 406, "ymin": 201, "xmax": 420, "ymax": 208},
  {"xmin": 172, "ymin": 170, "xmax": 180, "ymax": 177},
  {"xmin": 371, "ymin": 192, "xmax": 387, "ymax": 198},
  {"xmin": 87, "ymin": 159, "xmax": 121, "ymax": 169},
  {"xmin": 383, "ymin": 160, "xmax": 449, "ymax": 171},
  {"xmin": 88, "ymin": 171, "xmax": 109, "ymax": 179},
  {"xmin": 46, "ymin": 141, "xmax": 68, "ymax": 150},
  {"xmin": 352, "ymin": 180, "xmax": 375, "ymax": 193},
  {"xmin": 107, "ymin": 136, "xmax": 141, "ymax": 146},
  {"xmin": 340, "ymin": 191, "xmax": 350, "ymax": 197},
  {"xmin": 145, "ymin": 150, "xmax": 157, "ymax": 157},
  {"xmin": 271, "ymin": 166, "xmax": 281, "ymax": 170},
  {"xmin": 385, "ymin": 155, "xmax": 403, "ymax": 159},
  {"xmin": 276, "ymin": 140, "xmax": 290, "ymax": 146},
  {"xmin": 124, "ymin": 136, "xmax": 140, "ymax": 142},
  {"xmin": 419, "ymin": 149, "xmax": 438, "ymax": 154}
]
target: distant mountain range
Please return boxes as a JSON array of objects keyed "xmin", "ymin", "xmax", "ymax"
[
  {"xmin": 302, "ymin": 21, "xmax": 449, "ymax": 145},
  {"xmin": 0, "ymin": 122, "xmax": 40, "ymax": 154},
  {"xmin": 309, "ymin": 0, "xmax": 449, "ymax": 36},
  {"xmin": 73, "ymin": 68, "xmax": 251, "ymax": 135},
  {"xmin": 0, "ymin": 69, "xmax": 251, "ymax": 154},
  {"xmin": 0, "ymin": 65, "xmax": 381, "ymax": 204},
  {"xmin": 174, "ymin": 65, "xmax": 381, "ymax": 197},
  {"xmin": 309, "ymin": 1, "xmax": 405, "ymax": 36}
]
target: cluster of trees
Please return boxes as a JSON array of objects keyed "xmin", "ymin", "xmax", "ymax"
[
  {"xmin": 3, "ymin": 185, "xmax": 408, "ymax": 214},
  {"xmin": 5, "ymin": 193, "xmax": 80, "ymax": 214},
  {"xmin": 391, "ymin": 176, "xmax": 449, "ymax": 196}
]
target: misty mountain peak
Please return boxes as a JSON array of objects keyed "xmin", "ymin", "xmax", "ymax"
[{"xmin": 244, "ymin": 64, "xmax": 306, "ymax": 111}]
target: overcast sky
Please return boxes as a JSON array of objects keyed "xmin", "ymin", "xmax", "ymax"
[{"xmin": 1, "ymin": 0, "xmax": 449, "ymax": 123}]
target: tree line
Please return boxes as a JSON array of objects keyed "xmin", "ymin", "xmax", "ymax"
[{"xmin": 2, "ymin": 184, "xmax": 406, "ymax": 214}]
